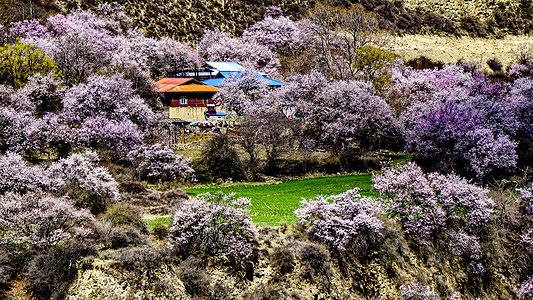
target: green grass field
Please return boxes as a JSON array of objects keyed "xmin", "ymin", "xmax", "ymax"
[{"xmin": 186, "ymin": 174, "xmax": 377, "ymax": 226}]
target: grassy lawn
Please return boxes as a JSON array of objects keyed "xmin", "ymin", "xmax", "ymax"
[
  {"xmin": 185, "ymin": 174, "xmax": 377, "ymax": 226},
  {"xmin": 144, "ymin": 215, "xmax": 173, "ymax": 229}
]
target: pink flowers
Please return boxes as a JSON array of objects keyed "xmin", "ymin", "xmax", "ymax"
[
  {"xmin": 374, "ymin": 162, "xmax": 494, "ymax": 273},
  {"xmin": 127, "ymin": 143, "xmax": 195, "ymax": 183},
  {"xmin": 200, "ymin": 29, "xmax": 280, "ymax": 76},
  {"xmin": 167, "ymin": 192, "xmax": 257, "ymax": 260},
  {"xmin": 0, "ymin": 193, "xmax": 95, "ymax": 251},
  {"xmin": 295, "ymin": 188, "xmax": 383, "ymax": 253}
]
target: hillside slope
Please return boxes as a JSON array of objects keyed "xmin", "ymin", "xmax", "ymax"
[{"xmin": 2, "ymin": 0, "xmax": 532, "ymax": 42}]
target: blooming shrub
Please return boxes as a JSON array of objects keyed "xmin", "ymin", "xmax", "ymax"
[
  {"xmin": 242, "ymin": 11, "xmax": 312, "ymax": 55},
  {"xmin": 448, "ymin": 292, "xmax": 462, "ymax": 300},
  {"xmin": 46, "ymin": 151, "xmax": 119, "ymax": 214},
  {"xmin": 0, "ymin": 152, "xmax": 49, "ymax": 194},
  {"xmin": 0, "ymin": 192, "xmax": 95, "ymax": 251},
  {"xmin": 405, "ymin": 100, "xmax": 517, "ymax": 179},
  {"xmin": 213, "ymin": 68, "xmax": 268, "ymax": 116},
  {"xmin": 518, "ymin": 184, "xmax": 533, "ymax": 247},
  {"xmin": 11, "ymin": 73, "xmax": 64, "ymax": 115},
  {"xmin": 0, "ymin": 151, "xmax": 119, "ymax": 216},
  {"xmin": 150, "ymin": 37, "xmax": 200, "ymax": 78},
  {"xmin": 240, "ymin": 103, "xmax": 298, "ymax": 173},
  {"xmin": 508, "ymin": 78, "xmax": 533, "ymax": 163},
  {"xmin": 295, "ymin": 188, "xmax": 383, "ymax": 254},
  {"xmin": 127, "ymin": 143, "xmax": 195, "ymax": 183},
  {"xmin": 299, "ymin": 80, "xmax": 402, "ymax": 164},
  {"xmin": 521, "ymin": 229, "xmax": 533, "ymax": 247},
  {"xmin": 374, "ymin": 162, "xmax": 494, "ymax": 241},
  {"xmin": 0, "ymin": 105, "xmax": 76, "ymax": 157},
  {"xmin": 448, "ymin": 231, "xmax": 485, "ymax": 274},
  {"xmin": 76, "ymin": 116, "xmax": 144, "ymax": 155},
  {"xmin": 399, "ymin": 283, "xmax": 440, "ymax": 300},
  {"xmin": 392, "ymin": 63, "xmax": 533, "ymax": 177},
  {"xmin": 374, "ymin": 162, "xmax": 494, "ymax": 273},
  {"xmin": 62, "ymin": 74, "xmax": 155, "ymax": 129},
  {"xmin": 199, "ymin": 29, "xmax": 280, "ymax": 76},
  {"xmin": 167, "ymin": 192, "xmax": 257, "ymax": 261},
  {"xmin": 518, "ymin": 276, "xmax": 533, "ymax": 300}
]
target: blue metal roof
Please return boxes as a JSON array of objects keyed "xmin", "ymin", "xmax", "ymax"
[
  {"xmin": 205, "ymin": 112, "xmax": 227, "ymax": 116},
  {"xmin": 205, "ymin": 62, "xmax": 245, "ymax": 72},
  {"xmin": 219, "ymin": 71, "xmax": 242, "ymax": 78},
  {"xmin": 202, "ymin": 78, "xmax": 226, "ymax": 87},
  {"xmin": 202, "ymin": 77, "xmax": 286, "ymax": 87},
  {"xmin": 202, "ymin": 62, "xmax": 286, "ymax": 87}
]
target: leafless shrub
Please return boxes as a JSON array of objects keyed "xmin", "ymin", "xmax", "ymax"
[
  {"xmin": 177, "ymin": 256, "xmax": 210, "ymax": 297},
  {"xmin": 271, "ymin": 245, "xmax": 295, "ymax": 275},
  {"xmin": 25, "ymin": 241, "xmax": 96, "ymax": 299},
  {"xmin": 299, "ymin": 242, "xmax": 331, "ymax": 284}
]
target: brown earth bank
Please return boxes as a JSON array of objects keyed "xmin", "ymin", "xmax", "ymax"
[{"xmin": 61, "ymin": 220, "xmax": 525, "ymax": 299}]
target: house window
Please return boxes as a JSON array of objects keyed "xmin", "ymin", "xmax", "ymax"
[{"xmin": 180, "ymin": 97, "xmax": 188, "ymax": 106}]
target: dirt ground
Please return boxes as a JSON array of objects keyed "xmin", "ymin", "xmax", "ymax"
[{"xmin": 390, "ymin": 34, "xmax": 533, "ymax": 71}]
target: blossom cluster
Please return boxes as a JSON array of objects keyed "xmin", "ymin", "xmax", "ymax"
[
  {"xmin": 199, "ymin": 29, "xmax": 280, "ymax": 76},
  {"xmin": 127, "ymin": 143, "xmax": 195, "ymax": 183},
  {"xmin": 167, "ymin": 192, "xmax": 257, "ymax": 261},
  {"xmin": 0, "ymin": 192, "xmax": 95, "ymax": 251},
  {"xmin": 295, "ymin": 188, "xmax": 384, "ymax": 254},
  {"xmin": 399, "ymin": 283, "xmax": 440, "ymax": 300},
  {"xmin": 391, "ymin": 64, "xmax": 532, "ymax": 178},
  {"xmin": 374, "ymin": 162, "xmax": 494, "ymax": 272},
  {"xmin": 0, "ymin": 151, "xmax": 118, "ymax": 214},
  {"xmin": 519, "ymin": 276, "xmax": 533, "ymax": 300}
]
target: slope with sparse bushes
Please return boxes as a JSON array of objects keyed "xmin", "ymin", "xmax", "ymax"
[{"xmin": 1, "ymin": 0, "xmax": 532, "ymax": 42}]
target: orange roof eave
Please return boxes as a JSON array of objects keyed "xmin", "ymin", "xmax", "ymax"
[
  {"xmin": 169, "ymin": 84, "xmax": 219, "ymax": 93},
  {"xmin": 155, "ymin": 78, "xmax": 196, "ymax": 85},
  {"xmin": 155, "ymin": 84, "xmax": 179, "ymax": 92}
]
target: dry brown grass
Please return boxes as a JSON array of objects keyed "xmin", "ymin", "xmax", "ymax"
[
  {"xmin": 391, "ymin": 34, "xmax": 533, "ymax": 71},
  {"xmin": 401, "ymin": 0, "xmax": 521, "ymax": 22}
]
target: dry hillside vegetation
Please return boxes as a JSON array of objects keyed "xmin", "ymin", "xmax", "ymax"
[
  {"xmin": 402, "ymin": 0, "xmax": 521, "ymax": 21},
  {"xmin": 392, "ymin": 34, "xmax": 533, "ymax": 71}
]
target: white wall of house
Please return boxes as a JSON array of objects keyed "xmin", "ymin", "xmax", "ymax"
[{"xmin": 169, "ymin": 107, "xmax": 228, "ymax": 121}]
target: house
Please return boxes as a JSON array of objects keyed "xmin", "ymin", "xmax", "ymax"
[
  {"xmin": 155, "ymin": 78, "xmax": 224, "ymax": 122},
  {"xmin": 155, "ymin": 78, "xmax": 218, "ymax": 107},
  {"xmin": 157, "ymin": 62, "xmax": 287, "ymax": 122}
]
